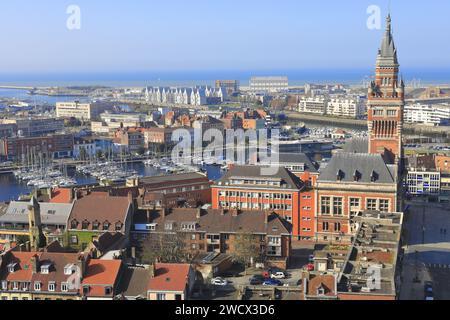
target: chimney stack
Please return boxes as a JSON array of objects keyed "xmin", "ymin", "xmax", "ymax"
[
  {"xmin": 149, "ymin": 263, "xmax": 156, "ymax": 278},
  {"xmin": 31, "ymin": 255, "xmax": 39, "ymax": 274},
  {"xmin": 196, "ymin": 208, "xmax": 202, "ymax": 219}
]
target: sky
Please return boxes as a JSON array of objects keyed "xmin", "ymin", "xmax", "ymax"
[{"xmin": 0, "ymin": 0, "xmax": 449, "ymax": 79}]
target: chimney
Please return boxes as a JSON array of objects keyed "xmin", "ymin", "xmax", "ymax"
[
  {"xmin": 31, "ymin": 255, "xmax": 39, "ymax": 274},
  {"xmin": 127, "ymin": 191, "xmax": 134, "ymax": 204},
  {"xmin": 77, "ymin": 253, "xmax": 90, "ymax": 278},
  {"xmin": 196, "ymin": 208, "xmax": 202, "ymax": 219},
  {"xmin": 231, "ymin": 209, "xmax": 239, "ymax": 217},
  {"xmin": 220, "ymin": 209, "xmax": 225, "ymax": 216},
  {"xmin": 149, "ymin": 263, "xmax": 156, "ymax": 278}
]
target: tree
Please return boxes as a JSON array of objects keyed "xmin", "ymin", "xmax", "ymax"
[
  {"xmin": 139, "ymin": 232, "xmax": 189, "ymax": 265},
  {"xmin": 232, "ymin": 233, "xmax": 263, "ymax": 268}
]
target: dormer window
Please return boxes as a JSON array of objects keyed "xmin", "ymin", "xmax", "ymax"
[
  {"xmin": 317, "ymin": 285, "xmax": 325, "ymax": 296},
  {"xmin": 353, "ymin": 170, "xmax": 361, "ymax": 182},
  {"xmin": 103, "ymin": 222, "xmax": 110, "ymax": 231},
  {"xmin": 336, "ymin": 170, "xmax": 343, "ymax": 181},
  {"xmin": 92, "ymin": 221, "xmax": 100, "ymax": 230},
  {"xmin": 64, "ymin": 264, "xmax": 75, "ymax": 276},
  {"xmin": 7, "ymin": 263, "xmax": 17, "ymax": 273},
  {"xmin": 81, "ymin": 220, "xmax": 90, "ymax": 230},
  {"xmin": 41, "ymin": 263, "xmax": 52, "ymax": 274},
  {"xmin": 105, "ymin": 287, "xmax": 112, "ymax": 295},
  {"xmin": 61, "ymin": 283, "xmax": 69, "ymax": 292},
  {"xmin": 115, "ymin": 222, "xmax": 123, "ymax": 232},
  {"xmin": 1, "ymin": 280, "xmax": 7, "ymax": 290},
  {"xmin": 371, "ymin": 171, "xmax": 379, "ymax": 182},
  {"xmin": 71, "ymin": 220, "xmax": 78, "ymax": 229}
]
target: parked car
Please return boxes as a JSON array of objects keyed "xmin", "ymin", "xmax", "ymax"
[
  {"xmin": 263, "ymin": 278, "xmax": 282, "ymax": 286},
  {"xmin": 270, "ymin": 271, "xmax": 286, "ymax": 279},
  {"xmin": 211, "ymin": 277, "xmax": 228, "ymax": 286},
  {"xmin": 220, "ymin": 271, "xmax": 241, "ymax": 278},
  {"xmin": 304, "ymin": 264, "xmax": 315, "ymax": 272},
  {"xmin": 249, "ymin": 275, "xmax": 265, "ymax": 285}
]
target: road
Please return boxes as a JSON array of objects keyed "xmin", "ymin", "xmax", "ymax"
[{"xmin": 400, "ymin": 201, "xmax": 450, "ymax": 300}]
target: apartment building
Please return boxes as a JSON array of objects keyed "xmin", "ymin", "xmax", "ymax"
[
  {"xmin": 404, "ymin": 103, "xmax": 450, "ymax": 126},
  {"xmin": 215, "ymin": 80, "xmax": 240, "ymax": 95},
  {"xmin": 134, "ymin": 208, "xmax": 291, "ymax": 269},
  {"xmin": 249, "ymin": 77, "xmax": 289, "ymax": 93},
  {"xmin": 0, "ymin": 118, "xmax": 64, "ymax": 137},
  {"xmin": 327, "ymin": 96, "xmax": 367, "ymax": 119},
  {"xmin": 56, "ymin": 102, "xmax": 112, "ymax": 120},
  {"xmin": 406, "ymin": 168, "xmax": 441, "ymax": 196},
  {"xmin": 0, "ymin": 134, "xmax": 74, "ymax": 160},
  {"xmin": 298, "ymin": 96, "xmax": 329, "ymax": 115}
]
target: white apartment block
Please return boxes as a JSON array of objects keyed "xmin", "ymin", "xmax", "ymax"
[
  {"xmin": 56, "ymin": 102, "xmax": 111, "ymax": 120},
  {"xmin": 404, "ymin": 103, "xmax": 450, "ymax": 126},
  {"xmin": 249, "ymin": 76, "xmax": 289, "ymax": 93},
  {"xmin": 298, "ymin": 96, "xmax": 329, "ymax": 115},
  {"xmin": 144, "ymin": 86, "xmax": 225, "ymax": 106},
  {"xmin": 327, "ymin": 96, "xmax": 367, "ymax": 119}
]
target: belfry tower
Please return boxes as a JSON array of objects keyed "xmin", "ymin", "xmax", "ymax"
[{"xmin": 368, "ymin": 14, "xmax": 404, "ymax": 164}]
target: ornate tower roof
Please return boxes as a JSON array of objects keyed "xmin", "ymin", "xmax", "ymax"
[{"xmin": 377, "ymin": 14, "xmax": 398, "ymax": 66}]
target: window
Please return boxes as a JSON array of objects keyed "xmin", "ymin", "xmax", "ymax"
[
  {"xmin": 157, "ymin": 293, "xmax": 166, "ymax": 301},
  {"xmin": 48, "ymin": 282, "xmax": 56, "ymax": 292},
  {"xmin": 387, "ymin": 110, "xmax": 397, "ymax": 117},
  {"xmin": 41, "ymin": 264, "xmax": 51, "ymax": 274},
  {"xmin": 70, "ymin": 220, "xmax": 78, "ymax": 229},
  {"xmin": 379, "ymin": 199, "xmax": 390, "ymax": 212},
  {"xmin": 323, "ymin": 222, "xmax": 329, "ymax": 231},
  {"xmin": 350, "ymin": 198, "xmax": 360, "ymax": 208},
  {"xmin": 92, "ymin": 221, "xmax": 100, "ymax": 230},
  {"xmin": 333, "ymin": 197, "xmax": 343, "ymax": 216},
  {"xmin": 367, "ymin": 199, "xmax": 378, "ymax": 211},
  {"xmin": 81, "ymin": 220, "xmax": 90, "ymax": 230},
  {"xmin": 105, "ymin": 287, "xmax": 112, "ymax": 295},
  {"xmin": 373, "ymin": 109, "xmax": 384, "ymax": 116},
  {"xmin": 70, "ymin": 235, "xmax": 78, "ymax": 245},
  {"xmin": 61, "ymin": 283, "xmax": 69, "ymax": 292},
  {"xmin": 7, "ymin": 263, "xmax": 16, "ymax": 273},
  {"xmin": 335, "ymin": 223, "xmax": 341, "ymax": 232},
  {"xmin": 34, "ymin": 282, "xmax": 41, "ymax": 291},
  {"xmin": 321, "ymin": 197, "xmax": 331, "ymax": 215},
  {"xmin": 1, "ymin": 281, "xmax": 7, "ymax": 290},
  {"xmin": 115, "ymin": 222, "xmax": 123, "ymax": 231},
  {"xmin": 191, "ymin": 234, "xmax": 196, "ymax": 240},
  {"xmin": 12, "ymin": 282, "xmax": 18, "ymax": 290},
  {"xmin": 103, "ymin": 222, "xmax": 110, "ymax": 231}
]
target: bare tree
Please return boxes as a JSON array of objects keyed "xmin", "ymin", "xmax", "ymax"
[
  {"xmin": 139, "ymin": 232, "xmax": 189, "ymax": 264},
  {"xmin": 232, "ymin": 233, "xmax": 263, "ymax": 268}
]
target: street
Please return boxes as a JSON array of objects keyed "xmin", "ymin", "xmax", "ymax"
[{"xmin": 400, "ymin": 202, "xmax": 450, "ymax": 300}]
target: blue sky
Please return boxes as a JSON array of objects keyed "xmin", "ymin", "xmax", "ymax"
[{"xmin": 0, "ymin": 0, "xmax": 449, "ymax": 74}]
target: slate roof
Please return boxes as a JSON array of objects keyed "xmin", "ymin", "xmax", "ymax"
[
  {"xmin": 119, "ymin": 266, "xmax": 152, "ymax": 299},
  {"xmin": 217, "ymin": 165, "xmax": 304, "ymax": 190},
  {"xmin": 0, "ymin": 201, "xmax": 73, "ymax": 225},
  {"xmin": 149, "ymin": 209, "xmax": 291, "ymax": 236},
  {"xmin": 342, "ymin": 138, "xmax": 369, "ymax": 154},
  {"xmin": 318, "ymin": 153, "xmax": 397, "ymax": 184},
  {"xmin": 275, "ymin": 153, "xmax": 319, "ymax": 173}
]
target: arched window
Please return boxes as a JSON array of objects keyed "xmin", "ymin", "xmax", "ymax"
[{"xmin": 71, "ymin": 220, "xmax": 78, "ymax": 229}]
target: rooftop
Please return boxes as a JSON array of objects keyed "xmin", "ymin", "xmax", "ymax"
[{"xmin": 147, "ymin": 263, "xmax": 191, "ymax": 293}]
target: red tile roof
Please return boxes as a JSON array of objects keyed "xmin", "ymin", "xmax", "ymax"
[
  {"xmin": 82, "ymin": 259, "xmax": 122, "ymax": 297},
  {"xmin": 2, "ymin": 252, "xmax": 36, "ymax": 282},
  {"xmin": 50, "ymin": 188, "xmax": 73, "ymax": 204},
  {"xmin": 147, "ymin": 263, "xmax": 191, "ymax": 293}
]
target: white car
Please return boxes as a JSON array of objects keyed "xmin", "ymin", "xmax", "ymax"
[
  {"xmin": 211, "ymin": 277, "xmax": 228, "ymax": 286},
  {"xmin": 271, "ymin": 271, "xmax": 286, "ymax": 279}
]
